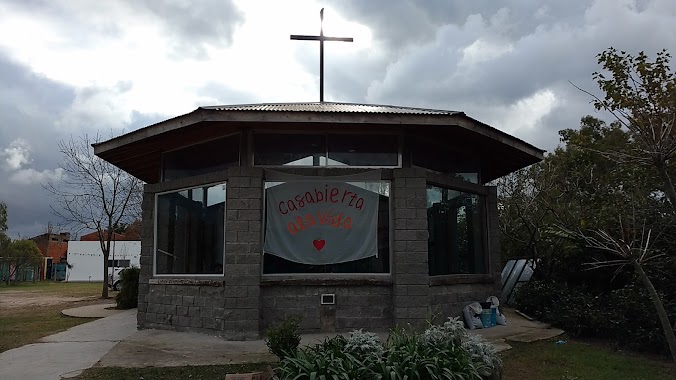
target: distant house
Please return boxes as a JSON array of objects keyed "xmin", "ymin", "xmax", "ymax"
[
  {"xmin": 79, "ymin": 220, "xmax": 142, "ymax": 242},
  {"xmin": 66, "ymin": 240, "xmax": 141, "ymax": 282},
  {"xmin": 30, "ymin": 232, "xmax": 70, "ymax": 280}
]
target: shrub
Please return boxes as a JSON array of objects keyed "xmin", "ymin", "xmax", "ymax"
[
  {"xmin": 114, "ymin": 266, "xmax": 139, "ymax": 309},
  {"xmin": 265, "ymin": 315, "xmax": 302, "ymax": 359},
  {"xmin": 514, "ymin": 280, "xmax": 676, "ymax": 355},
  {"xmin": 513, "ymin": 280, "xmax": 607, "ymax": 337},
  {"xmin": 345, "ymin": 329, "xmax": 385, "ymax": 358},
  {"xmin": 275, "ymin": 318, "xmax": 502, "ymax": 380}
]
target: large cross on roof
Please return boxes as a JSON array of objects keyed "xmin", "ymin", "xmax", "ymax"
[{"xmin": 290, "ymin": 8, "xmax": 353, "ymax": 102}]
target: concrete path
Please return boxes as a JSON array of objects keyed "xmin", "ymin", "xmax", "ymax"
[
  {"xmin": 62, "ymin": 303, "xmax": 122, "ymax": 318},
  {"xmin": 0, "ymin": 309, "xmax": 137, "ymax": 380},
  {"xmin": 472, "ymin": 308, "xmax": 564, "ymax": 351},
  {"xmin": 0, "ymin": 306, "xmax": 563, "ymax": 379},
  {"xmin": 98, "ymin": 308, "xmax": 563, "ymax": 368}
]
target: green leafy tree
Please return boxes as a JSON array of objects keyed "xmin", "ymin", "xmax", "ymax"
[
  {"xmin": 2, "ymin": 240, "xmax": 43, "ymax": 285},
  {"xmin": 575, "ymin": 48, "xmax": 676, "ymax": 209},
  {"xmin": 0, "ymin": 202, "xmax": 9, "ymax": 251},
  {"xmin": 580, "ymin": 48, "xmax": 676, "ymax": 364},
  {"xmin": 0, "ymin": 201, "xmax": 7, "ymax": 232},
  {"xmin": 498, "ymin": 116, "xmax": 665, "ymax": 271}
]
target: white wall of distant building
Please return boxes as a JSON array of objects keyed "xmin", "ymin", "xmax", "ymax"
[{"xmin": 66, "ymin": 241, "xmax": 141, "ymax": 282}]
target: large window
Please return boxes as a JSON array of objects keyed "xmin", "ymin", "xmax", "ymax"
[
  {"xmin": 162, "ymin": 134, "xmax": 240, "ymax": 181},
  {"xmin": 427, "ymin": 185, "xmax": 486, "ymax": 275},
  {"xmin": 155, "ymin": 183, "xmax": 226, "ymax": 275},
  {"xmin": 263, "ymin": 181, "xmax": 390, "ymax": 274},
  {"xmin": 254, "ymin": 133, "xmax": 399, "ymax": 167}
]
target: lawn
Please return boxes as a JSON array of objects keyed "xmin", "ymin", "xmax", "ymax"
[
  {"xmin": 0, "ymin": 280, "xmax": 104, "ymax": 297},
  {"xmin": 0, "ymin": 281, "xmax": 111, "ymax": 353},
  {"xmin": 502, "ymin": 338, "xmax": 676, "ymax": 380},
  {"xmin": 70, "ymin": 338, "xmax": 676, "ymax": 380},
  {"xmin": 0, "ymin": 304, "xmax": 98, "ymax": 353}
]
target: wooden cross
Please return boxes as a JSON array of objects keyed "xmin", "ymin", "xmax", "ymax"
[{"xmin": 291, "ymin": 8, "xmax": 353, "ymax": 102}]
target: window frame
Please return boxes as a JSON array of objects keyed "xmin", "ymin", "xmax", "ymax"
[
  {"xmin": 425, "ymin": 182, "xmax": 490, "ymax": 276},
  {"xmin": 251, "ymin": 131, "xmax": 403, "ymax": 169},
  {"xmin": 260, "ymin": 178, "xmax": 394, "ymax": 279},
  {"xmin": 153, "ymin": 181, "xmax": 227, "ymax": 277}
]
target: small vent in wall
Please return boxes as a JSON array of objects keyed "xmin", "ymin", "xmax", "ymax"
[{"xmin": 320, "ymin": 293, "xmax": 335, "ymax": 305}]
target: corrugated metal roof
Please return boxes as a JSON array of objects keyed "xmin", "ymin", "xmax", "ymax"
[{"xmin": 201, "ymin": 102, "xmax": 462, "ymax": 115}]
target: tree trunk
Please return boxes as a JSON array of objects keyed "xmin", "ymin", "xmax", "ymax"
[
  {"xmin": 102, "ymin": 250, "xmax": 109, "ymax": 299},
  {"xmin": 655, "ymin": 162, "xmax": 676, "ymax": 212},
  {"xmin": 631, "ymin": 259, "xmax": 676, "ymax": 364}
]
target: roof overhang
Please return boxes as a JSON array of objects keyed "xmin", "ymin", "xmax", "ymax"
[{"xmin": 94, "ymin": 103, "xmax": 544, "ymax": 184}]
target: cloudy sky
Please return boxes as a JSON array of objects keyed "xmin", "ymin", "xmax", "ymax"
[{"xmin": 0, "ymin": 0, "xmax": 675, "ymax": 238}]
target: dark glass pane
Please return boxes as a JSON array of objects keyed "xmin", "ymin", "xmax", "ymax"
[
  {"xmin": 162, "ymin": 135, "xmax": 240, "ymax": 181},
  {"xmin": 411, "ymin": 138, "xmax": 479, "ymax": 183},
  {"xmin": 254, "ymin": 134, "xmax": 326, "ymax": 166},
  {"xmin": 156, "ymin": 184, "xmax": 225, "ymax": 274},
  {"xmin": 328, "ymin": 134, "xmax": 399, "ymax": 166},
  {"xmin": 263, "ymin": 183, "xmax": 390, "ymax": 274},
  {"xmin": 427, "ymin": 185, "xmax": 486, "ymax": 275}
]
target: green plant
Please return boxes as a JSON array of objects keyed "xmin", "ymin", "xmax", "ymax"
[
  {"xmin": 275, "ymin": 320, "xmax": 502, "ymax": 380},
  {"xmin": 114, "ymin": 266, "xmax": 139, "ymax": 309},
  {"xmin": 265, "ymin": 315, "xmax": 302, "ymax": 359}
]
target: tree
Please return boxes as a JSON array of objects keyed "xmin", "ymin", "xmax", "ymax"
[
  {"xmin": 569, "ymin": 219, "xmax": 676, "ymax": 365},
  {"xmin": 0, "ymin": 201, "xmax": 7, "ymax": 233},
  {"xmin": 576, "ymin": 48, "xmax": 676, "ymax": 210},
  {"xmin": 0, "ymin": 202, "xmax": 9, "ymax": 251},
  {"xmin": 1, "ymin": 240, "xmax": 43, "ymax": 285},
  {"xmin": 46, "ymin": 135, "xmax": 142, "ymax": 298}
]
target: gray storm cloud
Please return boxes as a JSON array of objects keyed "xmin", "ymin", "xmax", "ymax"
[{"xmin": 0, "ymin": 0, "xmax": 675, "ymax": 238}]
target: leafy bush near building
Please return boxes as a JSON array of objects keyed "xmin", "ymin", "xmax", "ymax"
[
  {"xmin": 115, "ymin": 267, "xmax": 139, "ymax": 309},
  {"xmin": 514, "ymin": 280, "xmax": 676, "ymax": 355},
  {"xmin": 275, "ymin": 318, "xmax": 502, "ymax": 380},
  {"xmin": 265, "ymin": 315, "xmax": 302, "ymax": 360}
]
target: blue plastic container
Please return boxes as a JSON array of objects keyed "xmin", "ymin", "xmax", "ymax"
[
  {"xmin": 490, "ymin": 306, "xmax": 497, "ymax": 326},
  {"xmin": 480, "ymin": 311, "xmax": 492, "ymax": 328}
]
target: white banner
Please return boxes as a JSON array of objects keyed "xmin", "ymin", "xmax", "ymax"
[{"xmin": 264, "ymin": 181, "xmax": 379, "ymax": 265}]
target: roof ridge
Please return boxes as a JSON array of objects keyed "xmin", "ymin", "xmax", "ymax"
[{"xmin": 199, "ymin": 102, "xmax": 462, "ymax": 115}]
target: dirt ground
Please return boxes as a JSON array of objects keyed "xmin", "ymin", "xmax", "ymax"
[{"xmin": 0, "ymin": 289, "xmax": 98, "ymax": 309}]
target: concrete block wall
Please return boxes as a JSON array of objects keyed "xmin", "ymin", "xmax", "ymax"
[
  {"xmin": 142, "ymin": 283, "xmax": 225, "ymax": 330},
  {"xmin": 137, "ymin": 165, "xmax": 500, "ymax": 338},
  {"xmin": 260, "ymin": 285, "xmax": 393, "ymax": 332},
  {"xmin": 136, "ymin": 189, "xmax": 154, "ymax": 328},
  {"xmin": 137, "ymin": 168, "xmax": 263, "ymax": 339},
  {"xmin": 487, "ymin": 186, "xmax": 502, "ymax": 283},
  {"xmin": 392, "ymin": 168, "xmax": 431, "ymax": 327},
  {"xmin": 222, "ymin": 167, "xmax": 263, "ymax": 339}
]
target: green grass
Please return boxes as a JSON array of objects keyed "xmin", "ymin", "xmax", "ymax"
[
  {"xmin": 70, "ymin": 363, "xmax": 273, "ymax": 380},
  {"xmin": 0, "ymin": 281, "xmax": 108, "ymax": 352},
  {"xmin": 0, "ymin": 305, "xmax": 98, "ymax": 353},
  {"xmin": 503, "ymin": 338, "xmax": 676, "ymax": 380},
  {"xmin": 69, "ymin": 338, "xmax": 676, "ymax": 380},
  {"xmin": 67, "ymin": 339, "xmax": 676, "ymax": 380},
  {"xmin": 0, "ymin": 281, "xmax": 104, "ymax": 297}
]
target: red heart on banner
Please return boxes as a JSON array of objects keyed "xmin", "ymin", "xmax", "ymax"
[{"xmin": 313, "ymin": 239, "xmax": 326, "ymax": 251}]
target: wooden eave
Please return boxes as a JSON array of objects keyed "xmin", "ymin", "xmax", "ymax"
[{"xmin": 93, "ymin": 108, "xmax": 544, "ymax": 184}]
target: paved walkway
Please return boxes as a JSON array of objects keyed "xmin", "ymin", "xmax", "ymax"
[
  {"xmin": 0, "ymin": 306, "xmax": 563, "ymax": 379},
  {"xmin": 97, "ymin": 307, "xmax": 562, "ymax": 368},
  {"xmin": 0, "ymin": 309, "xmax": 137, "ymax": 380},
  {"xmin": 62, "ymin": 303, "xmax": 122, "ymax": 318}
]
